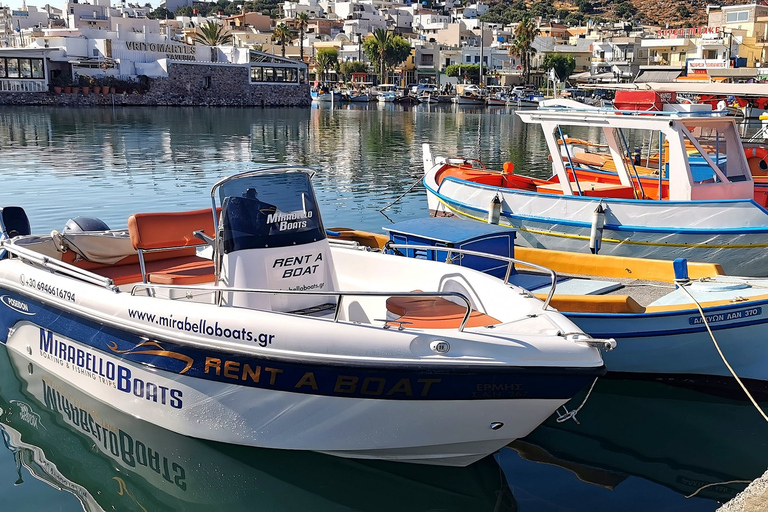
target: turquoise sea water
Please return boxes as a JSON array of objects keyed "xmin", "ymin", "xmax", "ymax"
[{"xmin": 0, "ymin": 103, "xmax": 765, "ymax": 511}]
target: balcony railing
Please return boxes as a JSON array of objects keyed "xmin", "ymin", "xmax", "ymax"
[{"xmin": 0, "ymin": 78, "xmax": 47, "ymax": 92}]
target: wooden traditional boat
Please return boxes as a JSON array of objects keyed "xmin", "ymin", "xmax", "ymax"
[{"xmin": 423, "ymin": 102, "xmax": 768, "ymax": 276}]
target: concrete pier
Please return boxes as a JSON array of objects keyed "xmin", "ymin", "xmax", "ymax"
[{"xmin": 719, "ymin": 469, "xmax": 768, "ymax": 512}]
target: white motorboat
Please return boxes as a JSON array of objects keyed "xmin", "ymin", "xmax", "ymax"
[
  {"xmin": 0, "ymin": 168, "xmax": 609, "ymax": 466},
  {"xmin": 332, "ymin": 218, "xmax": 768, "ymax": 381}
]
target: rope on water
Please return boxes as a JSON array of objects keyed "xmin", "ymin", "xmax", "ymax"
[{"xmin": 555, "ymin": 376, "xmax": 599, "ymax": 424}]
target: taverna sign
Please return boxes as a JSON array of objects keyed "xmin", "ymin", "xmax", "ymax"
[{"xmin": 125, "ymin": 41, "xmax": 197, "ymax": 61}]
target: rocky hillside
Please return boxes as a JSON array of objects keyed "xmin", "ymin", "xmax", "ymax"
[
  {"xmin": 584, "ymin": 0, "xmax": 749, "ymax": 28},
  {"xmin": 482, "ymin": 0, "xmax": 752, "ymax": 29}
]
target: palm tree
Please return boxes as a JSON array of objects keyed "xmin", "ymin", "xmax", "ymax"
[
  {"xmin": 193, "ymin": 20, "xmax": 233, "ymax": 46},
  {"xmin": 296, "ymin": 12, "xmax": 310, "ymax": 63},
  {"xmin": 273, "ymin": 23, "xmax": 291, "ymax": 58},
  {"xmin": 509, "ymin": 17, "xmax": 540, "ymax": 84},
  {"xmin": 365, "ymin": 28, "xmax": 392, "ymax": 83},
  {"xmin": 314, "ymin": 48, "xmax": 338, "ymax": 83}
]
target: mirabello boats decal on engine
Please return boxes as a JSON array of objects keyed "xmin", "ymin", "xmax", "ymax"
[
  {"xmin": 38, "ymin": 329, "xmax": 184, "ymax": 409},
  {"xmin": 1, "ymin": 295, "xmax": 35, "ymax": 316}
]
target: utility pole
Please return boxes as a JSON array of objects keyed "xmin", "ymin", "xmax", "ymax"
[{"xmin": 479, "ymin": 21, "xmax": 483, "ymax": 86}]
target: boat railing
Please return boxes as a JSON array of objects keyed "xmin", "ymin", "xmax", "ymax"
[
  {"xmin": 535, "ymin": 104, "xmax": 728, "ymax": 118},
  {"xmin": 129, "ymin": 284, "xmax": 477, "ymax": 332},
  {"xmin": 1, "ymin": 241, "xmax": 118, "ymax": 290},
  {"xmin": 383, "ymin": 243, "xmax": 558, "ymax": 309}
]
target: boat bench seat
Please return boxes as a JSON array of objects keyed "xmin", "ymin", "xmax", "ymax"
[
  {"xmin": 536, "ymin": 294, "xmax": 646, "ymax": 314},
  {"xmin": 386, "ymin": 295, "xmax": 501, "ymax": 329},
  {"xmin": 126, "ymin": 208, "xmax": 218, "ymax": 286}
]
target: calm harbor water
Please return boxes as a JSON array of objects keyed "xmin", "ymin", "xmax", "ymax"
[{"xmin": 0, "ymin": 103, "xmax": 766, "ymax": 511}]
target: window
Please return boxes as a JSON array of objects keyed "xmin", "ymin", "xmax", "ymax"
[
  {"xmin": 250, "ymin": 66, "xmax": 299, "ymax": 83},
  {"xmin": 705, "ymin": 49, "xmax": 717, "ymax": 59},
  {"xmin": 419, "ymin": 54, "xmax": 433, "ymax": 66},
  {"xmin": 725, "ymin": 10, "xmax": 749, "ymax": 23},
  {"xmin": 19, "ymin": 59, "xmax": 31, "ymax": 78},
  {"xmin": 465, "ymin": 55, "xmax": 471, "ymax": 63},
  {"xmin": 30, "ymin": 59, "xmax": 45, "ymax": 78},
  {"xmin": 6, "ymin": 58, "xmax": 19, "ymax": 78}
]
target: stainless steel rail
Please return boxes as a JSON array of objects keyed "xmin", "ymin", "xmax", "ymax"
[
  {"xmin": 382, "ymin": 243, "xmax": 558, "ymax": 310},
  {"xmin": 130, "ymin": 284, "xmax": 476, "ymax": 331}
]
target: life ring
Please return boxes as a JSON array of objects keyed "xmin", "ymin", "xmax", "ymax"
[{"xmin": 745, "ymin": 146, "xmax": 768, "ymax": 176}]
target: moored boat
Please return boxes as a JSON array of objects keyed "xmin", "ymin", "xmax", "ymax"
[
  {"xmin": 423, "ymin": 102, "xmax": 768, "ymax": 276},
  {"xmin": 0, "ymin": 167, "xmax": 609, "ymax": 466},
  {"xmin": 331, "ymin": 217, "xmax": 768, "ymax": 381},
  {"xmin": 0, "ymin": 343, "xmax": 517, "ymax": 510}
]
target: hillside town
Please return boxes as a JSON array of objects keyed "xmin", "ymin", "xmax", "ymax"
[{"xmin": 0, "ymin": 0, "xmax": 766, "ymax": 105}]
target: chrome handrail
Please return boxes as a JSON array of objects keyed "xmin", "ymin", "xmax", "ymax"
[
  {"xmin": 0, "ymin": 241, "xmax": 117, "ymax": 290},
  {"xmin": 384, "ymin": 243, "xmax": 558, "ymax": 309},
  {"xmin": 130, "ymin": 284, "xmax": 476, "ymax": 332}
]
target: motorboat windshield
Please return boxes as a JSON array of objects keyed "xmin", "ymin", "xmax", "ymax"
[{"xmin": 212, "ymin": 169, "xmax": 326, "ymax": 252}]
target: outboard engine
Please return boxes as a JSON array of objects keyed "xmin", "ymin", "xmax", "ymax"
[
  {"xmin": 63, "ymin": 216, "xmax": 111, "ymax": 233},
  {"xmin": 218, "ymin": 171, "xmax": 338, "ymax": 313},
  {"xmin": 0, "ymin": 206, "xmax": 31, "ymax": 239}
]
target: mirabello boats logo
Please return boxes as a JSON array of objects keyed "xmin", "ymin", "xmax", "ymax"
[{"xmin": 1, "ymin": 295, "xmax": 35, "ymax": 316}]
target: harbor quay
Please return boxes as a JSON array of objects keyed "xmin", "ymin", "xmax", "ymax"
[
  {"xmin": 720, "ymin": 470, "xmax": 768, "ymax": 512},
  {"xmin": 0, "ymin": 61, "xmax": 311, "ymax": 107}
]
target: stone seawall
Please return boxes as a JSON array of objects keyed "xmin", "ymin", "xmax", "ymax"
[{"xmin": 0, "ymin": 62, "xmax": 311, "ymax": 107}]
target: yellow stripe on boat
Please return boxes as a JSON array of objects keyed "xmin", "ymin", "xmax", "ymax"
[{"xmin": 515, "ymin": 246, "xmax": 723, "ymax": 282}]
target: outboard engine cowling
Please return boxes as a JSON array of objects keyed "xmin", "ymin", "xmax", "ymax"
[{"xmin": 63, "ymin": 216, "xmax": 111, "ymax": 233}]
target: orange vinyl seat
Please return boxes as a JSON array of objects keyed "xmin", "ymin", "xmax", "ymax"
[
  {"xmin": 127, "ymin": 208, "xmax": 218, "ymax": 285},
  {"xmin": 385, "ymin": 295, "xmax": 501, "ymax": 329}
]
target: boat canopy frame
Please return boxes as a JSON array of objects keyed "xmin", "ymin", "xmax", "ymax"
[{"xmin": 516, "ymin": 106, "xmax": 755, "ymax": 202}]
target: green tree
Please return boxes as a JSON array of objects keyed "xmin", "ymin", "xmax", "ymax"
[
  {"xmin": 272, "ymin": 23, "xmax": 291, "ymax": 58},
  {"xmin": 315, "ymin": 48, "xmax": 338, "ymax": 82},
  {"xmin": 363, "ymin": 29, "xmax": 411, "ymax": 83},
  {"xmin": 338, "ymin": 60, "xmax": 368, "ymax": 81},
  {"xmin": 193, "ymin": 20, "xmax": 233, "ymax": 46},
  {"xmin": 509, "ymin": 17, "xmax": 540, "ymax": 84},
  {"xmin": 541, "ymin": 54, "xmax": 576, "ymax": 82},
  {"xmin": 614, "ymin": 1, "xmax": 636, "ymax": 20},
  {"xmin": 296, "ymin": 12, "xmax": 310, "ymax": 63},
  {"xmin": 176, "ymin": 5, "xmax": 193, "ymax": 16},
  {"xmin": 148, "ymin": 6, "xmax": 173, "ymax": 19},
  {"xmin": 446, "ymin": 64, "xmax": 480, "ymax": 82},
  {"xmin": 564, "ymin": 12, "xmax": 584, "ymax": 25},
  {"xmin": 364, "ymin": 29, "xmax": 392, "ymax": 82},
  {"xmin": 676, "ymin": 5, "xmax": 691, "ymax": 18}
]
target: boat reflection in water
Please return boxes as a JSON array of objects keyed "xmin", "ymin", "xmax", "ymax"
[
  {"xmin": 0, "ymin": 345, "xmax": 514, "ymax": 512},
  {"xmin": 500, "ymin": 374, "xmax": 768, "ymax": 509}
]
